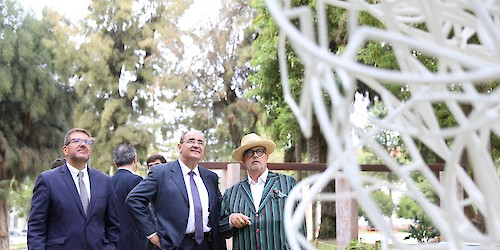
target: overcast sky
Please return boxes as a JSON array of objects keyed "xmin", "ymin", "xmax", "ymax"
[{"xmin": 17, "ymin": 0, "xmax": 91, "ymax": 21}]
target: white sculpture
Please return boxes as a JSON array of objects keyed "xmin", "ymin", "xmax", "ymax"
[{"xmin": 265, "ymin": 0, "xmax": 500, "ymax": 249}]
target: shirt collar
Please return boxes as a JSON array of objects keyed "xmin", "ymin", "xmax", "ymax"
[
  {"xmin": 178, "ymin": 159, "xmax": 200, "ymax": 176},
  {"xmin": 248, "ymin": 168, "xmax": 269, "ymax": 185},
  {"xmin": 117, "ymin": 167, "xmax": 138, "ymax": 175},
  {"xmin": 66, "ymin": 162, "xmax": 88, "ymax": 177}
]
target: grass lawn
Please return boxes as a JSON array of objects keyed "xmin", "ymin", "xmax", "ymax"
[
  {"xmin": 9, "ymin": 243, "xmax": 27, "ymax": 250},
  {"xmin": 316, "ymin": 239, "xmax": 337, "ymax": 249}
]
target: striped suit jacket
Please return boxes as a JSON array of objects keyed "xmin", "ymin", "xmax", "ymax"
[{"xmin": 219, "ymin": 171, "xmax": 300, "ymax": 250}]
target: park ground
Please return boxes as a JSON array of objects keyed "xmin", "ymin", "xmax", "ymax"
[{"xmin": 9, "ymin": 230, "xmax": 417, "ymax": 250}]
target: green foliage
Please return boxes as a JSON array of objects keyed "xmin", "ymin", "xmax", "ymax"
[
  {"xmin": 0, "ymin": 4, "xmax": 77, "ymax": 245},
  {"xmin": 155, "ymin": 0, "xmax": 262, "ymax": 160},
  {"xmin": 406, "ymin": 216, "xmax": 440, "ymax": 243},
  {"xmin": 0, "ymin": 0, "xmax": 76, "ymax": 186},
  {"xmin": 63, "ymin": 0, "xmax": 188, "ymax": 169},
  {"xmin": 249, "ymin": 0, "xmax": 305, "ymax": 146},
  {"xmin": 345, "ymin": 238, "xmax": 376, "ymax": 250},
  {"xmin": 396, "ymin": 196, "xmax": 424, "ymax": 220},
  {"xmin": 396, "ymin": 172, "xmax": 436, "ymax": 220},
  {"xmin": 371, "ymin": 190, "xmax": 394, "ymax": 216},
  {"xmin": 8, "ymin": 178, "xmax": 34, "ymax": 218},
  {"xmin": 358, "ymin": 190, "xmax": 394, "ymax": 228}
]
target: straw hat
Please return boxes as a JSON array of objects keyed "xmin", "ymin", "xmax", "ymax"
[{"xmin": 232, "ymin": 133, "xmax": 276, "ymax": 162}]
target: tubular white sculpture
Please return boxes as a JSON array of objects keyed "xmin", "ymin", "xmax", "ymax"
[{"xmin": 265, "ymin": 0, "xmax": 500, "ymax": 249}]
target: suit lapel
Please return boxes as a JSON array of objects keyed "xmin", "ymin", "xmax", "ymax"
[
  {"xmin": 257, "ymin": 172, "xmax": 279, "ymax": 213},
  {"xmin": 240, "ymin": 180, "xmax": 257, "ymax": 214},
  {"xmin": 171, "ymin": 161, "xmax": 189, "ymax": 203},
  {"xmin": 61, "ymin": 165, "xmax": 87, "ymax": 217},
  {"xmin": 86, "ymin": 167, "xmax": 97, "ymax": 218}
]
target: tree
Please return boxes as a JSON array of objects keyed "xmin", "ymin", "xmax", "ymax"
[
  {"xmin": 64, "ymin": 0, "xmax": 196, "ymax": 170},
  {"xmin": 397, "ymin": 195, "xmax": 440, "ymax": 243},
  {"xmin": 251, "ymin": 0, "xmax": 500, "ymax": 240},
  {"xmin": 0, "ymin": 0, "xmax": 76, "ymax": 247},
  {"xmin": 161, "ymin": 0, "xmax": 260, "ymax": 160},
  {"xmin": 359, "ymin": 190, "xmax": 394, "ymax": 228},
  {"xmin": 249, "ymin": 0, "xmax": 337, "ymax": 239}
]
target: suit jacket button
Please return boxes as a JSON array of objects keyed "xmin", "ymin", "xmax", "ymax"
[
  {"xmin": 255, "ymin": 214, "xmax": 259, "ymax": 218},
  {"xmin": 256, "ymin": 229, "xmax": 260, "ymax": 233}
]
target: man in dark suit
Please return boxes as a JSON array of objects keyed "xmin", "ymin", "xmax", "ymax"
[
  {"xmin": 126, "ymin": 130, "xmax": 225, "ymax": 250},
  {"xmin": 111, "ymin": 144, "xmax": 147, "ymax": 250},
  {"xmin": 28, "ymin": 128, "xmax": 120, "ymax": 250},
  {"xmin": 219, "ymin": 133, "xmax": 303, "ymax": 250}
]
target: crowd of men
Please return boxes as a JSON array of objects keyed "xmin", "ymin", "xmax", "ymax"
[{"xmin": 27, "ymin": 128, "xmax": 301, "ymax": 250}]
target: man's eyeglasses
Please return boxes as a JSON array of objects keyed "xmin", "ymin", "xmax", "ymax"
[
  {"xmin": 65, "ymin": 138, "xmax": 92, "ymax": 146},
  {"xmin": 243, "ymin": 148, "xmax": 266, "ymax": 158},
  {"xmin": 183, "ymin": 138, "xmax": 206, "ymax": 146}
]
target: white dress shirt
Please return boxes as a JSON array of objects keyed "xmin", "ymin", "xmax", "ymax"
[
  {"xmin": 248, "ymin": 168, "xmax": 269, "ymax": 211},
  {"xmin": 66, "ymin": 163, "xmax": 91, "ymax": 200},
  {"xmin": 116, "ymin": 167, "xmax": 141, "ymax": 176},
  {"xmin": 179, "ymin": 160, "xmax": 211, "ymax": 233}
]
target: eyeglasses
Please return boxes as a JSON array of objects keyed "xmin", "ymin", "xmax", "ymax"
[
  {"xmin": 65, "ymin": 138, "xmax": 92, "ymax": 146},
  {"xmin": 183, "ymin": 138, "xmax": 206, "ymax": 146},
  {"xmin": 243, "ymin": 148, "xmax": 266, "ymax": 158}
]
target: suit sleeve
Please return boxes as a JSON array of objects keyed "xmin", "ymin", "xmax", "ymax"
[
  {"xmin": 105, "ymin": 179, "xmax": 121, "ymax": 246},
  {"xmin": 126, "ymin": 170, "xmax": 158, "ymax": 238},
  {"xmin": 218, "ymin": 186, "xmax": 235, "ymax": 238},
  {"xmin": 27, "ymin": 174, "xmax": 49, "ymax": 250},
  {"xmin": 287, "ymin": 176, "xmax": 307, "ymax": 236}
]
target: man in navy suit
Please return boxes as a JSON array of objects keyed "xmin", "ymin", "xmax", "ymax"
[
  {"xmin": 126, "ymin": 130, "xmax": 225, "ymax": 250},
  {"xmin": 28, "ymin": 128, "xmax": 120, "ymax": 250},
  {"xmin": 111, "ymin": 144, "xmax": 147, "ymax": 250}
]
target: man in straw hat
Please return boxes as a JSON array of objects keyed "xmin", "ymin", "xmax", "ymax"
[{"xmin": 219, "ymin": 133, "xmax": 301, "ymax": 249}]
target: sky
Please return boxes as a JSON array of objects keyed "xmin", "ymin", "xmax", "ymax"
[
  {"xmin": 17, "ymin": 0, "xmax": 220, "ymax": 24},
  {"xmin": 17, "ymin": 0, "xmax": 91, "ymax": 21}
]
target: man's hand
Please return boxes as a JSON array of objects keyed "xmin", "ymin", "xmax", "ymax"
[
  {"xmin": 229, "ymin": 213, "xmax": 251, "ymax": 228},
  {"xmin": 149, "ymin": 234, "xmax": 161, "ymax": 248}
]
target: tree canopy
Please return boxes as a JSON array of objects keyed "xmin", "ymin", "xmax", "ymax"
[{"xmin": 0, "ymin": 1, "xmax": 77, "ymax": 247}]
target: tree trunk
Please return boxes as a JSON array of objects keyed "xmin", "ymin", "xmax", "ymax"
[
  {"xmin": 308, "ymin": 122, "xmax": 336, "ymax": 239},
  {"xmin": 0, "ymin": 156, "xmax": 9, "ymax": 249},
  {"xmin": 0, "ymin": 196, "xmax": 10, "ymax": 250},
  {"xmin": 458, "ymin": 104, "xmax": 486, "ymax": 233},
  {"xmin": 295, "ymin": 137, "xmax": 303, "ymax": 181}
]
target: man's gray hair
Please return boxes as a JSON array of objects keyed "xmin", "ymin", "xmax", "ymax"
[{"xmin": 112, "ymin": 144, "xmax": 136, "ymax": 167}]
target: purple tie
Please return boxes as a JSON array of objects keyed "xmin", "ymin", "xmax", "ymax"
[{"xmin": 189, "ymin": 171, "xmax": 204, "ymax": 244}]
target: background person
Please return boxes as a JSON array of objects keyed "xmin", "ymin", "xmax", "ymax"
[
  {"xmin": 50, "ymin": 157, "xmax": 66, "ymax": 169},
  {"xmin": 111, "ymin": 144, "xmax": 147, "ymax": 250},
  {"xmin": 126, "ymin": 130, "xmax": 225, "ymax": 250},
  {"xmin": 146, "ymin": 153, "xmax": 167, "ymax": 169},
  {"xmin": 219, "ymin": 133, "xmax": 301, "ymax": 250},
  {"xmin": 145, "ymin": 153, "xmax": 167, "ymax": 250},
  {"xmin": 28, "ymin": 128, "xmax": 120, "ymax": 249}
]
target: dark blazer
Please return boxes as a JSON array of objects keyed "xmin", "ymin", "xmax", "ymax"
[
  {"xmin": 111, "ymin": 168, "xmax": 147, "ymax": 250},
  {"xmin": 27, "ymin": 164, "xmax": 120, "ymax": 250},
  {"xmin": 126, "ymin": 160, "xmax": 225, "ymax": 250},
  {"xmin": 219, "ymin": 171, "xmax": 300, "ymax": 250}
]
